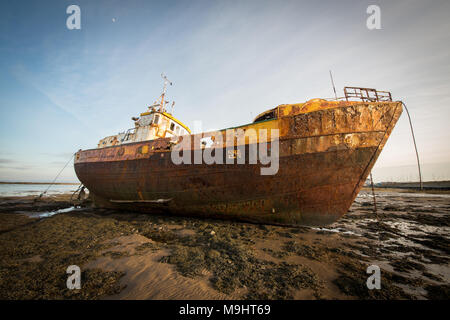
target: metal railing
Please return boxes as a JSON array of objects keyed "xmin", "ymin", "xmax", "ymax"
[
  {"xmin": 344, "ymin": 87, "xmax": 392, "ymax": 102},
  {"xmin": 120, "ymin": 128, "xmax": 136, "ymax": 142}
]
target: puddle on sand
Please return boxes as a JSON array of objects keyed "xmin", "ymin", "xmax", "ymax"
[
  {"xmin": 311, "ymin": 227, "xmax": 359, "ymax": 236},
  {"xmin": 328, "ymin": 190, "xmax": 450, "ymax": 290},
  {"xmin": 359, "ymin": 191, "xmax": 450, "ymax": 199},
  {"xmin": 21, "ymin": 206, "xmax": 77, "ymax": 218}
]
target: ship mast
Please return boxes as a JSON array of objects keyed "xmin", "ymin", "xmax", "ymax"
[{"xmin": 160, "ymin": 73, "xmax": 172, "ymax": 113}]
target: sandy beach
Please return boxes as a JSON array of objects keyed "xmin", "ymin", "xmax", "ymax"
[{"xmin": 0, "ymin": 188, "xmax": 448, "ymax": 300}]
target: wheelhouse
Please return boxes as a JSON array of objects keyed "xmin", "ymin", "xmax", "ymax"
[{"xmin": 97, "ymin": 74, "xmax": 191, "ymax": 148}]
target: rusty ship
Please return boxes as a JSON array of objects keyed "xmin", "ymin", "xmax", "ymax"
[{"xmin": 74, "ymin": 76, "xmax": 402, "ymax": 226}]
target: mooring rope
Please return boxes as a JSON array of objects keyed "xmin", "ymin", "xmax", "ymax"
[
  {"xmin": 369, "ymin": 171, "xmax": 383, "ymax": 255},
  {"xmin": 369, "ymin": 172, "xmax": 379, "ymax": 220},
  {"xmin": 36, "ymin": 153, "xmax": 75, "ymax": 200},
  {"xmin": 70, "ymin": 183, "xmax": 83, "ymax": 202},
  {"xmin": 402, "ymin": 102, "xmax": 423, "ymax": 190},
  {"xmin": 370, "ymin": 102, "xmax": 422, "ymax": 248}
]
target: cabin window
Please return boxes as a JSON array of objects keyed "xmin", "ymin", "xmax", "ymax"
[
  {"xmin": 175, "ymin": 126, "xmax": 180, "ymax": 135},
  {"xmin": 170, "ymin": 122, "xmax": 175, "ymax": 131},
  {"xmin": 153, "ymin": 114, "xmax": 160, "ymax": 124}
]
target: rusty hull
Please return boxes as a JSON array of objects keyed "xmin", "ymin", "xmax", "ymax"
[{"xmin": 74, "ymin": 101, "xmax": 403, "ymax": 226}]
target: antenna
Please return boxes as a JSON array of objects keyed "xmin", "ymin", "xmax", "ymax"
[
  {"xmin": 171, "ymin": 101, "xmax": 175, "ymax": 114},
  {"xmin": 160, "ymin": 73, "xmax": 172, "ymax": 112},
  {"xmin": 329, "ymin": 70, "xmax": 338, "ymax": 100}
]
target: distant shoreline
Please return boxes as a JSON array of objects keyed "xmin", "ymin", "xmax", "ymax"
[
  {"xmin": 373, "ymin": 180, "xmax": 450, "ymax": 190},
  {"xmin": 0, "ymin": 182, "xmax": 79, "ymax": 185}
]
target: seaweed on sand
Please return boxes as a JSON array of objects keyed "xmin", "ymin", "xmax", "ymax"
[
  {"xmin": 154, "ymin": 221, "xmax": 323, "ymax": 299},
  {"xmin": 0, "ymin": 212, "xmax": 132, "ymax": 299}
]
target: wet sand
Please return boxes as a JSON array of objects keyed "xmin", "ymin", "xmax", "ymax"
[{"xmin": 0, "ymin": 188, "xmax": 449, "ymax": 300}]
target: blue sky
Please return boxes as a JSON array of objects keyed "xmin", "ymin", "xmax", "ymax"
[{"xmin": 1, "ymin": 0, "xmax": 449, "ymax": 182}]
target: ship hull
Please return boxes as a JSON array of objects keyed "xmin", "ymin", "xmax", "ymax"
[{"xmin": 74, "ymin": 101, "xmax": 403, "ymax": 226}]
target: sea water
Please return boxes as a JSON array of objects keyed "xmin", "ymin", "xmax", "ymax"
[{"xmin": 0, "ymin": 183, "xmax": 79, "ymax": 197}]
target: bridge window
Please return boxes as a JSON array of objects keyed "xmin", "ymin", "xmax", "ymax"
[
  {"xmin": 153, "ymin": 114, "xmax": 160, "ymax": 124},
  {"xmin": 139, "ymin": 114, "xmax": 153, "ymax": 126},
  {"xmin": 170, "ymin": 122, "xmax": 175, "ymax": 131}
]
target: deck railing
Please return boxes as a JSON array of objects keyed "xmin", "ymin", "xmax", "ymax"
[{"xmin": 344, "ymin": 87, "xmax": 392, "ymax": 102}]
